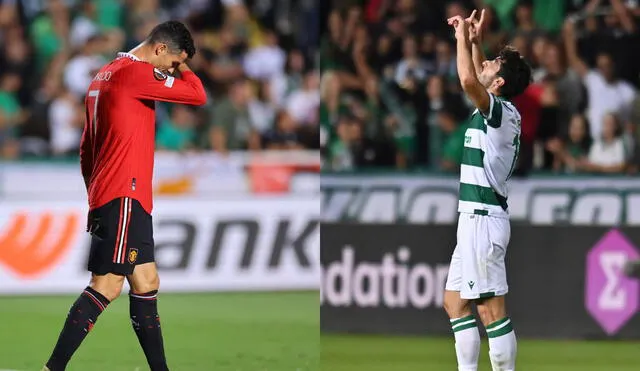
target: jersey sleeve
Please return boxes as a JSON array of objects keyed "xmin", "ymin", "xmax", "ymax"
[
  {"xmin": 480, "ymin": 93, "xmax": 503, "ymax": 128},
  {"xmin": 124, "ymin": 63, "xmax": 207, "ymax": 105}
]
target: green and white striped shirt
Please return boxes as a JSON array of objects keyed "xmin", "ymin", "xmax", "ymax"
[{"xmin": 459, "ymin": 93, "xmax": 521, "ymax": 218}]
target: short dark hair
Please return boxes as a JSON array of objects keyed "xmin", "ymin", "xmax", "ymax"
[
  {"xmin": 147, "ymin": 21, "xmax": 196, "ymax": 59},
  {"xmin": 496, "ymin": 46, "xmax": 531, "ymax": 99}
]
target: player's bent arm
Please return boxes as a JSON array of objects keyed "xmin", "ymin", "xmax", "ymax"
[
  {"xmin": 127, "ymin": 63, "xmax": 207, "ymax": 106},
  {"xmin": 456, "ymin": 36, "xmax": 490, "ymax": 114}
]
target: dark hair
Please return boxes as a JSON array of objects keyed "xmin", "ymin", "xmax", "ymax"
[
  {"xmin": 566, "ymin": 113, "xmax": 592, "ymax": 150},
  {"xmin": 146, "ymin": 21, "xmax": 196, "ymax": 59},
  {"xmin": 496, "ymin": 46, "xmax": 532, "ymax": 99},
  {"xmin": 603, "ymin": 112, "xmax": 623, "ymax": 137}
]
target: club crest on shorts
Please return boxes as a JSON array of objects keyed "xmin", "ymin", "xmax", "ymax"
[
  {"xmin": 128, "ymin": 248, "xmax": 138, "ymax": 264},
  {"xmin": 153, "ymin": 68, "xmax": 167, "ymax": 81}
]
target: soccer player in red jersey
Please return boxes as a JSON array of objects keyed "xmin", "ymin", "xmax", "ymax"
[{"xmin": 43, "ymin": 21, "xmax": 206, "ymax": 371}]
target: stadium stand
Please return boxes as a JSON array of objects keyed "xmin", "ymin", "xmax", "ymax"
[
  {"xmin": 321, "ymin": 0, "xmax": 640, "ymax": 176},
  {"xmin": 0, "ymin": 0, "xmax": 319, "ymax": 159}
]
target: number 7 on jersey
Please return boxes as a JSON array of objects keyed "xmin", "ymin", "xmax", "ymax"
[{"xmin": 87, "ymin": 90, "xmax": 100, "ymax": 140}]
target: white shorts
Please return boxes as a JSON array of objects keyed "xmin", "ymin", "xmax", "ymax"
[{"xmin": 445, "ymin": 212, "xmax": 511, "ymax": 300}]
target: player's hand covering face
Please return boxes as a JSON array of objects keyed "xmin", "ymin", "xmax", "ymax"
[{"xmin": 150, "ymin": 43, "xmax": 189, "ymax": 75}]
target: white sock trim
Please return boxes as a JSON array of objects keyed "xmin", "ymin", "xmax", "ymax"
[
  {"xmin": 486, "ymin": 318, "xmax": 511, "ymax": 334},
  {"xmin": 452, "ymin": 319, "xmax": 477, "ymax": 330}
]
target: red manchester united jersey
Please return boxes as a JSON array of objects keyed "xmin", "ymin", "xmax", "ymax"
[{"xmin": 80, "ymin": 52, "xmax": 206, "ymax": 214}]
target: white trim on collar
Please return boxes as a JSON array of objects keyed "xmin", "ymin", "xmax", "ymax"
[{"xmin": 117, "ymin": 52, "xmax": 141, "ymax": 61}]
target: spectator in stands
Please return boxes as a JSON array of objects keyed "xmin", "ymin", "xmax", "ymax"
[
  {"xmin": 248, "ymin": 80, "xmax": 277, "ymax": 136},
  {"xmin": 382, "ymin": 113, "xmax": 411, "ymax": 168},
  {"xmin": 535, "ymin": 41, "xmax": 584, "ymax": 127},
  {"xmin": 547, "ymin": 113, "xmax": 591, "ymax": 173},
  {"xmin": 512, "ymin": 0, "xmax": 544, "ymax": 41},
  {"xmin": 271, "ymin": 49, "xmax": 306, "ymax": 107},
  {"xmin": 0, "ymin": 113, "xmax": 19, "ymax": 159},
  {"xmin": 512, "ymin": 75, "xmax": 560, "ymax": 173},
  {"xmin": 438, "ymin": 107, "xmax": 469, "ymax": 172},
  {"xmin": 580, "ymin": 112, "xmax": 628, "ymax": 173},
  {"xmin": 30, "ymin": 0, "xmax": 70, "ymax": 73},
  {"xmin": 69, "ymin": 0, "xmax": 100, "ymax": 50},
  {"xmin": 0, "ymin": 71, "xmax": 26, "ymax": 132},
  {"xmin": 222, "ymin": 1, "xmax": 256, "ymax": 47},
  {"xmin": 564, "ymin": 18, "xmax": 636, "ymax": 141},
  {"xmin": 208, "ymin": 25, "xmax": 246, "ymax": 93},
  {"xmin": 0, "ymin": 0, "xmax": 318, "ymax": 160},
  {"xmin": 208, "ymin": 79, "xmax": 261, "ymax": 153},
  {"xmin": 529, "ymin": 35, "xmax": 547, "ymax": 73},
  {"xmin": 156, "ymin": 105, "xmax": 197, "ymax": 152},
  {"xmin": 424, "ymin": 74, "xmax": 468, "ymax": 167},
  {"xmin": 319, "ymin": 71, "xmax": 340, "ymax": 138},
  {"xmin": 18, "ymin": 76, "xmax": 59, "ymax": 157},
  {"xmin": 582, "ymin": 0, "xmax": 639, "ymax": 86},
  {"xmin": 243, "ymin": 28, "xmax": 286, "ymax": 81},
  {"xmin": 320, "ymin": 0, "xmax": 640, "ymax": 174},
  {"xmin": 127, "ymin": 0, "xmax": 170, "ymax": 32},
  {"xmin": 358, "ymin": 113, "xmax": 399, "ymax": 168},
  {"xmin": 445, "ymin": 1, "xmax": 467, "ymax": 20},
  {"xmin": 374, "ymin": 33, "xmax": 396, "ymax": 76},
  {"xmin": 1, "ymin": 30, "xmax": 34, "ymax": 106},
  {"xmin": 287, "ymin": 71, "xmax": 320, "ymax": 127},
  {"xmin": 263, "ymin": 110, "xmax": 303, "ymax": 150},
  {"xmin": 476, "ymin": 6, "xmax": 507, "ymax": 57},
  {"xmin": 48, "ymin": 87, "xmax": 82, "ymax": 157},
  {"xmin": 326, "ymin": 112, "xmax": 398, "ymax": 170},
  {"xmin": 327, "ymin": 114, "xmax": 355, "ymax": 170},
  {"xmin": 64, "ymin": 35, "xmax": 107, "ymax": 98},
  {"xmin": 354, "ymin": 22, "xmax": 377, "ymax": 79},
  {"xmin": 0, "ymin": 71, "xmax": 24, "ymax": 159},
  {"xmin": 321, "ymin": 9, "xmax": 364, "ymax": 93},
  {"xmin": 395, "ymin": 36, "xmax": 431, "ymax": 89},
  {"xmin": 434, "ymin": 39, "xmax": 456, "ymax": 82}
]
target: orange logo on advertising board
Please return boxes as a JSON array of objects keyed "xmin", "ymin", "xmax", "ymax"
[
  {"xmin": 155, "ymin": 176, "xmax": 193, "ymax": 195},
  {"xmin": 0, "ymin": 212, "xmax": 80, "ymax": 278}
]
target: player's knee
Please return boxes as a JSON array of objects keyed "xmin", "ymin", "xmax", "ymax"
[
  {"xmin": 443, "ymin": 291, "xmax": 470, "ymax": 319},
  {"xmin": 476, "ymin": 304, "xmax": 493, "ymax": 325},
  {"xmin": 443, "ymin": 295, "xmax": 455, "ymax": 316},
  {"xmin": 477, "ymin": 301, "xmax": 506, "ymax": 326},
  {"xmin": 90, "ymin": 275, "xmax": 125, "ymax": 301},
  {"xmin": 133, "ymin": 274, "xmax": 160, "ymax": 294}
]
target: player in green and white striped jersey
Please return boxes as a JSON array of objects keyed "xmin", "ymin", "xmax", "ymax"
[{"xmin": 444, "ymin": 10, "xmax": 531, "ymax": 371}]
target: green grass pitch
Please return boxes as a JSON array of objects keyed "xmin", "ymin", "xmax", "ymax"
[
  {"xmin": 2, "ymin": 292, "xmax": 640, "ymax": 370},
  {"xmin": 0, "ymin": 292, "xmax": 319, "ymax": 371},
  {"xmin": 322, "ymin": 334, "xmax": 640, "ymax": 371}
]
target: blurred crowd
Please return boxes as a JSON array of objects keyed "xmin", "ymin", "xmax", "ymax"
[
  {"xmin": 320, "ymin": 0, "xmax": 640, "ymax": 176},
  {"xmin": 0, "ymin": 0, "xmax": 320, "ymax": 160}
]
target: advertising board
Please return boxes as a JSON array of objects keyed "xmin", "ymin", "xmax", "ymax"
[
  {"xmin": 322, "ymin": 174, "xmax": 640, "ymax": 225},
  {"xmin": 321, "ymin": 223, "xmax": 640, "ymax": 339},
  {"xmin": 0, "ymin": 197, "xmax": 320, "ymax": 294}
]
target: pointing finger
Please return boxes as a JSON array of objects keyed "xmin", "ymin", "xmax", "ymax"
[
  {"xmin": 479, "ymin": 9, "xmax": 486, "ymax": 25},
  {"xmin": 467, "ymin": 9, "xmax": 477, "ymax": 21}
]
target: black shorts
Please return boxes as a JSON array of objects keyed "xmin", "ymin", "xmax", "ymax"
[{"xmin": 87, "ymin": 197, "xmax": 154, "ymax": 275}]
